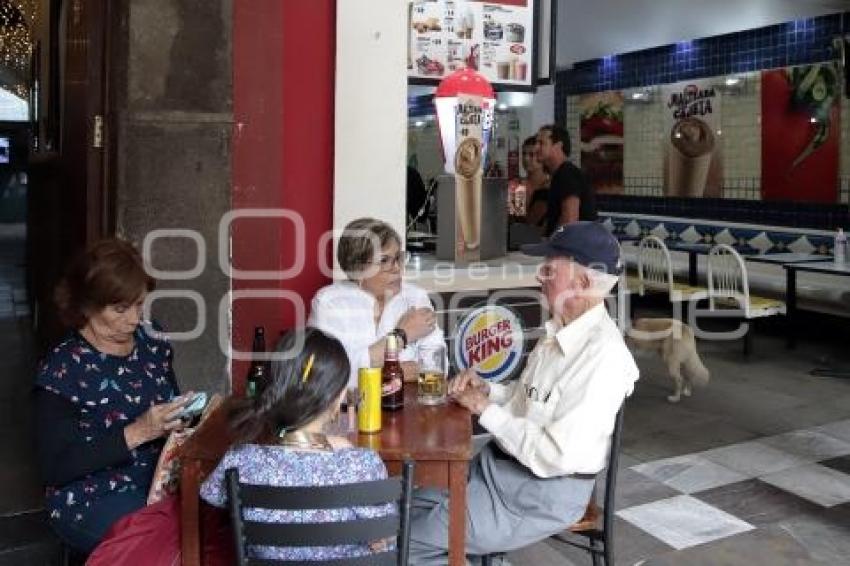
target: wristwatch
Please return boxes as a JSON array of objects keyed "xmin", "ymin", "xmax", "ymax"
[{"xmin": 393, "ymin": 328, "xmax": 408, "ymax": 348}]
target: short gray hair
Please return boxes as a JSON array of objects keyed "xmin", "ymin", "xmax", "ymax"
[{"xmin": 337, "ymin": 218, "xmax": 401, "ymax": 280}]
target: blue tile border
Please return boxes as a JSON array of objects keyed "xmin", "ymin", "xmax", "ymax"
[
  {"xmin": 555, "ymin": 12, "xmax": 847, "ymax": 125},
  {"xmin": 597, "ymin": 195, "xmax": 850, "ymax": 231},
  {"xmin": 603, "ymin": 213, "xmax": 837, "ymax": 254}
]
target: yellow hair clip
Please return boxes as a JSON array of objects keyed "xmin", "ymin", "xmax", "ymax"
[{"xmin": 301, "ymin": 353, "xmax": 316, "ymax": 384}]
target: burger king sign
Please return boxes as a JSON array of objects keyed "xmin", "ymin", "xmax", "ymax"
[{"xmin": 454, "ymin": 305, "xmax": 524, "ymax": 383}]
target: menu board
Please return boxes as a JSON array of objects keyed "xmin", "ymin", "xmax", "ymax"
[{"xmin": 407, "ymin": 0, "xmax": 537, "ymax": 89}]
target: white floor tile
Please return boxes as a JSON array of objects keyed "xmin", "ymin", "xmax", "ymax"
[
  {"xmin": 815, "ymin": 419, "xmax": 850, "ymax": 444},
  {"xmin": 760, "ymin": 429, "xmax": 850, "ymax": 463},
  {"xmin": 760, "ymin": 464, "xmax": 850, "ymax": 507},
  {"xmin": 700, "ymin": 440, "xmax": 809, "ymax": 478},
  {"xmin": 632, "ymin": 454, "xmax": 747, "ymax": 494},
  {"xmin": 617, "ymin": 495, "xmax": 754, "ymax": 550}
]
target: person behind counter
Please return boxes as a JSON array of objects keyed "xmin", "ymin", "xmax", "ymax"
[
  {"xmin": 536, "ymin": 124, "xmax": 598, "ymax": 236},
  {"xmin": 34, "ymin": 239, "xmax": 193, "ymax": 554},
  {"xmin": 511, "ymin": 135, "xmax": 550, "ymax": 228},
  {"xmin": 308, "ymin": 217, "xmax": 445, "ymax": 386},
  {"xmin": 200, "ymin": 327, "xmax": 393, "ymax": 562}
]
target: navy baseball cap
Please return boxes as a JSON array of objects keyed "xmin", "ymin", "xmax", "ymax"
[{"xmin": 521, "ymin": 221, "xmax": 622, "ymax": 274}]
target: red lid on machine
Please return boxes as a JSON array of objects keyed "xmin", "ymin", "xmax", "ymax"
[{"xmin": 435, "ymin": 69, "xmax": 495, "ymax": 99}]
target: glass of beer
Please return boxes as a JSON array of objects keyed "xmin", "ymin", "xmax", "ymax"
[{"xmin": 417, "ymin": 343, "xmax": 447, "ymax": 405}]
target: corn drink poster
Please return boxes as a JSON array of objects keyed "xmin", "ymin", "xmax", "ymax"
[
  {"xmin": 454, "ymin": 305, "xmax": 524, "ymax": 383},
  {"xmin": 408, "ymin": 0, "xmax": 536, "ymax": 88},
  {"xmin": 661, "ymin": 79, "xmax": 724, "ymax": 198},
  {"xmin": 453, "ymin": 94, "xmax": 485, "ymax": 262},
  {"xmin": 761, "ymin": 63, "xmax": 840, "ymax": 203}
]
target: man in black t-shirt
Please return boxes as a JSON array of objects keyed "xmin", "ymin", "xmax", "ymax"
[{"xmin": 536, "ymin": 124, "xmax": 597, "ymax": 236}]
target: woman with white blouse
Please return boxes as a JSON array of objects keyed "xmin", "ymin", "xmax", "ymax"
[{"xmin": 308, "ymin": 218, "xmax": 445, "ymax": 386}]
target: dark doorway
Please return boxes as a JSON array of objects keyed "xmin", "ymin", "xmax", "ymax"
[
  {"xmin": 29, "ymin": 0, "xmax": 112, "ymax": 350},
  {"xmin": 1, "ymin": 0, "xmax": 112, "ymax": 562}
]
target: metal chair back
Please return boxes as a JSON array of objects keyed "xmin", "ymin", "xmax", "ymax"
[
  {"xmin": 638, "ymin": 236, "xmax": 673, "ymax": 296},
  {"xmin": 227, "ymin": 460, "xmax": 415, "ymax": 566},
  {"xmin": 547, "ymin": 404, "xmax": 625, "ymax": 566},
  {"xmin": 707, "ymin": 244, "xmax": 750, "ymax": 317},
  {"xmin": 485, "ymin": 404, "xmax": 626, "ymax": 566}
]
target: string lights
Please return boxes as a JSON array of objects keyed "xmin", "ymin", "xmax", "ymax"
[{"xmin": 0, "ymin": 0, "xmax": 38, "ymax": 73}]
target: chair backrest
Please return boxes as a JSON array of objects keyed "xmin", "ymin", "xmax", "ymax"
[
  {"xmin": 227, "ymin": 460, "xmax": 415, "ymax": 566},
  {"xmin": 707, "ymin": 244, "xmax": 750, "ymax": 316},
  {"xmin": 602, "ymin": 405, "xmax": 626, "ymax": 539},
  {"xmin": 637, "ymin": 236, "xmax": 673, "ymax": 296},
  {"xmin": 605, "ymin": 240, "xmax": 629, "ymax": 332}
]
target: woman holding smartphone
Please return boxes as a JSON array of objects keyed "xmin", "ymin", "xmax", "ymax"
[{"xmin": 34, "ymin": 239, "xmax": 192, "ymax": 554}]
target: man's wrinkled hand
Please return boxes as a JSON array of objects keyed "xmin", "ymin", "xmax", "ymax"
[
  {"xmin": 451, "ymin": 387, "xmax": 490, "ymax": 416},
  {"xmin": 448, "ymin": 368, "xmax": 489, "ymax": 396}
]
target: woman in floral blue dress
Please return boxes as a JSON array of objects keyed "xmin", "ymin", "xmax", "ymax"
[
  {"xmin": 35, "ymin": 239, "xmax": 193, "ymax": 553},
  {"xmin": 200, "ymin": 327, "xmax": 393, "ymax": 562}
]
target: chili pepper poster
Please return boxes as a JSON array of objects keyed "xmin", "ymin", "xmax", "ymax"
[
  {"xmin": 579, "ymin": 91, "xmax": 624, "ymax": 194},
  {"xmin": 761, "ymin": 63, "xmax": 840, "ymax": 203}
]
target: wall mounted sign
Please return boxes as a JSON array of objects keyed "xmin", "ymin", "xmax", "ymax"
[
  {"xmin": 661, "ymin": 79, "xmax": 724, "ymax": 198},
  {"xmin": 579, "ymin": 91, "xmax": 625, "ymax": 194},
  {"xmin": 407, "ymin": 0, "xmax": 541, "ymax": 91},
  {"xmin": 761, "ymin": 63, "xmax": 840, "ymax": 203},
  {"xmin": 454, "ymin": 304, "xmax": 524, "ymax": 382}
]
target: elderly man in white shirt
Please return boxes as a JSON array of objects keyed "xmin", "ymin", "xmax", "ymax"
[{"xmin": 409, "ymin": 221, "xmax": 639, "ymax": 564}]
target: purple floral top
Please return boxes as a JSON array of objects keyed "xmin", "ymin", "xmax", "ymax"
[
  {"xmin": 200, "ymin": 444, "xmax": 393, "ymax": 561},
  {"xmin": 35, "ymin": 322, "xmax": 179, "ymax": 523}
]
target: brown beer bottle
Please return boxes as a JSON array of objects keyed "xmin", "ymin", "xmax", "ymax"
[
  {"xmin": 245, "ymin": 326, "xmax": 270, "ymax": 399},
  {"xmin": 381, "ymin": 332, "xmax": 405, "ymax": 410}
]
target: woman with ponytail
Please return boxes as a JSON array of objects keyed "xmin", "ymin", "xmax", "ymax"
[{"xmin": 199, "ymin": 327, "xmax": 392, "ymax": 562}]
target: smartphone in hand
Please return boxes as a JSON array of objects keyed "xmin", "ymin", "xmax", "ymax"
[{"xmin": 174, "ymin": 392, "xmax": 208, "ymax": 422}]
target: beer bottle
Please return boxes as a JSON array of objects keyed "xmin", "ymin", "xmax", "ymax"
[
  {"xmin": 381, "ymin": 332, "xmax": 405, "ymax": 410},
  {"xmin": 245, "ymin": 326, "xmax": 269, "ymax": 398}
]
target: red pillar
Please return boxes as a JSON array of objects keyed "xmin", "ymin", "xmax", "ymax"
[{"xmin": 231, "ymin": 0, "xmax": 336, "ymax": 392}]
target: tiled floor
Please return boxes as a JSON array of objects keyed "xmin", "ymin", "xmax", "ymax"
[{"xmin": 505, "ymin": 315, "xmax": 850, "ymax": 565}]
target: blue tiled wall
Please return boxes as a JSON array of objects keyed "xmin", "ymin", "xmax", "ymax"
[{"xmin": 555, "ymin": 12, "xmax": 847, "ymax": 126}]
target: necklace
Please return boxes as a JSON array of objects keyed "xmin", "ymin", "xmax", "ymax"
[{"xmin": 277, "ymin": 429, "xmax": 333, "ymax": 452}]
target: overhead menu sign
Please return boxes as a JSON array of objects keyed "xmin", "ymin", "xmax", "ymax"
[{"xmin": 407, "ymin": 0, "xmax": 538, "ymax": 89}]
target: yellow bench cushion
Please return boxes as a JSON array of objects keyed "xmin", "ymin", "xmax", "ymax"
[
  {"xmin": 670, "ymin": 282, "xmax": 709, "ymax": 300},
  {"xmin": 713, "ymin": 294, "xmax": 786, "ymax": 316}
]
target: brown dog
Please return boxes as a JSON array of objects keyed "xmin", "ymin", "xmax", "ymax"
[{"xmin": 626, "ymin": 318, "xmax": 710, "ymax": 403}]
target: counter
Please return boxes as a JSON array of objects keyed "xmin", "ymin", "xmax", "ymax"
[{"xmin": 404, "ymin": 252, "xmax": 542, "ymax": 293}]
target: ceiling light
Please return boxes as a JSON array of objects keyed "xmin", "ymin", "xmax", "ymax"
[
  {"xmin": 725, "ymin": 77, "xmax": 740, "ymax": 86},
  {"xmin": 414, "ymin": 120, "xmax": 425, "ymax": 127},
  {"xmin": 497, "ymin": 103, "xmax": 508, "ymax": 111}
]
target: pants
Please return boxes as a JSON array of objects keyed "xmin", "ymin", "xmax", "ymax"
[
  {"xmin": 409, "ymin": 442, "xmax": 595, "ymax": 565},
  {"xmin": 49, "ymin": 490, "xmax": 148, "ymax": 554}
]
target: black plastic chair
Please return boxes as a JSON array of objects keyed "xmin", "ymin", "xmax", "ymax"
[
  {"xmin": 550, "ymin": 405, "xmax": 626, "ymax": 566},
  {"xmin": 226, "ymin": 460, "xmax": 414, "ymax": 566},
  {"xmin": 481, "ymin": 405, "xmax": 625, "ymax": 566}
]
